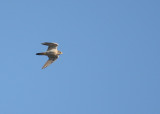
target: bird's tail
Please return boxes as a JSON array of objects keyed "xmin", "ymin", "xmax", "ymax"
[{"xmin": 36, "ymin": 52, "xmax": 46, "ymax": 55}]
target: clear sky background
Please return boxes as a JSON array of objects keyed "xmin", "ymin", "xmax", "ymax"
[{"xmin": 0, "ymin": 0, "xmax": 160, "ymax": 114}]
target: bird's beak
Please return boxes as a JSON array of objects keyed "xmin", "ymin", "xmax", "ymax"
[{"xmin": 61, "ymin": 52, "xmax": 63, "ymax": 54}]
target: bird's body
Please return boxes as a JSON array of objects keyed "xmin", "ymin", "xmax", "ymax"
[{"xmin": 36, "ymin": 42, "xmax": 62, "ymax": 69}]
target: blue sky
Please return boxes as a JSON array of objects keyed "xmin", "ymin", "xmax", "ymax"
[{"xmin": 0, "ymin": 0, "xmax": 160, "ymax": 114}]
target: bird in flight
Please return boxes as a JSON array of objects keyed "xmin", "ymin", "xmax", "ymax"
[{"xmin": 36, "ymin": 42, "xmax": 62, "ymax": 69}]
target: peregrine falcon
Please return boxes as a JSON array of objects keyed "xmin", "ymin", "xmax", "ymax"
[{"xmin": 36, "ymin": 42, "xmax": 62, "ymax": 69}]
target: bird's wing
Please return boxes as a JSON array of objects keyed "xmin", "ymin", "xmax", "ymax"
[
  {"xmin": 42, "ymin": 42, "xmax": 59, "ymax": 51},
  {"xmin": 42, "ymin": 55, "xmax": 59, "ymax": 69}
]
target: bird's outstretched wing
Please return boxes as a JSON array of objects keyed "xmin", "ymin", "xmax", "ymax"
[
  {"xmin": 42, "ymin": 42, "xmax": 58, "ymax": 51},
  {"xmin": 42, "ymin": 55, "xmax": 59, "ymax": 69}
]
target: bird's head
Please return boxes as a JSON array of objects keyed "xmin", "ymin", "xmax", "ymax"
[{"xmin": 58, "ymin": 51, "xmax": 63, "ymax": 55}]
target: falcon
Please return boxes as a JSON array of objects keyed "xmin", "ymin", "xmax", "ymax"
[{"xmin": 36, "ymin": 42, "xmax": 62, "ymax": 69}]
